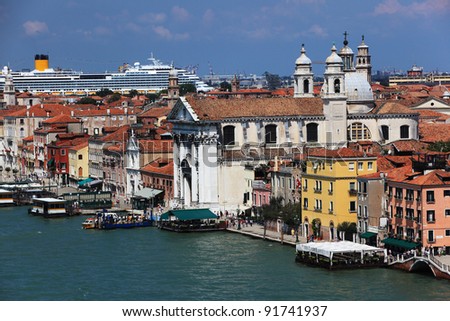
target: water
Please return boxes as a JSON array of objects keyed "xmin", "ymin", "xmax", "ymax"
[{"xmin": 1, "ymin": 206, "xmax": 449, "ymax": 301}]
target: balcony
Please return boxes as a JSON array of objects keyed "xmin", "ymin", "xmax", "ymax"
[
  {"xmin": 328, "ymin": 209, "xmax": 334, "ymax": 214},
  {"xmin": 314, "ymin": 188, "xmax": 322, "ymax": 194},
  {"xmin": 404, "ymin": 196, "xmax": 414, "ymax": 202},
  {"xmin": 314, "ymin": 207, "xmax": 322, "ymax": 212},
  {"xmin": 394, "ymin": 214, "xmax": 403, "ymax": 219},
  {"xmin": 348, "ymin": 189, "xmax": 357, "ymax": 195},
  {"xmin": 303, "ymin": 206, "xmax": 308, "ymax": 210},
  {"xmin": 328, "ymin": 189, "xmax": 333, "ymax": 195}
]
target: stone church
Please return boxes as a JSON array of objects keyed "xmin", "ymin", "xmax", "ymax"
[{"xmin": 167, "ymin": 35, "xmax": 419, "ymax": 212}]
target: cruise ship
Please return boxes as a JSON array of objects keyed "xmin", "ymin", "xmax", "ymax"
[{"xmin": 0, "ymin": 54, "xmax": 214, "ymax": 95}]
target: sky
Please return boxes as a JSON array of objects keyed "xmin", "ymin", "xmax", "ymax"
[{"xmin": 1, "ymin": 0, "xmax": 449, "ymax": 77}]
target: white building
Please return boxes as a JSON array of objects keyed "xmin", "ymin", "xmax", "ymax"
[{"xmin": 168, "ymin": 35, "xmax": 419, "ymax": 211}]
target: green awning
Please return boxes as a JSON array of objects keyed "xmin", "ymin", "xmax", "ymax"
[
  {"xmin": 360, "ymin": 232, "xmax": 377, "ymax": 239},
  {"xmin": 381, "ymin": 238, "xmax": 421, "ymax": 250},
  {"xmin": 78, "ymin": 177, "xmax": 94, "ymax": 186},
  {"xmin": 160, "ymin": 209, "xmax": 217, "ymax": 221}
]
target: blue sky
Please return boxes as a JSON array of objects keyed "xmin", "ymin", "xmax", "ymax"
[{"xmin": 1, "ymin": 0, "xmax": 449, "ymax": 77}]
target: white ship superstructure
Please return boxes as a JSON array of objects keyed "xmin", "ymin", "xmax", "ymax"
[{"xmin": 1, "ymin": 54, "xmax": 213, "ymax": 95}]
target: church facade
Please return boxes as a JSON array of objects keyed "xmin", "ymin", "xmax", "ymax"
[{"xmin": 168, "ymin": 35, "xmax": 419, "ymax": 212}]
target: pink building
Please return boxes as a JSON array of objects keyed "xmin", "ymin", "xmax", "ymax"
[
  {"xmin": 252, "ymin": 180, "xmax": 271, "ymax": 207},
  {"xmin": 386, "ymin": 160, "xmax": 450, "ymax": 254}
]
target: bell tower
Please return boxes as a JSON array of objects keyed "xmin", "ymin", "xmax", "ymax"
[
  {"xmin": 168, "ymin": 67, "xmax": 179, "ymax": 108},
  {"xmin": 294, "ymin": 44, "xmax": 314, "ymax": 98},
  {"xmin": 321, "ymin": 44, "xmax": 347, "ymax": 149},
  {"xmin": 356, "ymin": 35, "xmax": 372, "ymax": 83},
  {"xmin": 3, "ymin": 68, "xmax": 16, "ymax": 106}
]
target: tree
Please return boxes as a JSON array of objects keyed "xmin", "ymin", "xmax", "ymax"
[
  {"xmin": 145, "ymin": 93, "xmax": 160, "ymax": 103},
  {"xmin": 428, "ymin": 141, "xmax": 450, "ymax": 152},
  {"xmin": 337, "ymin": 221, "xmax": 357, "ymax": 241},
  {"xmin": 279, "ymin": 202, "xmax": 302, "ymax": 242},
  {"xmin": 107, "ymin": 93, "xmax": 122, "ymax": 103},
  {"xmin": 179, "ymin": 83, "xmax": 197, "ymax": 96},
  {"xmin": 76, "ymin": 97, "xmax": 97, "ymax": 105},
  {"xmin": 96, "ymin": 88, "xmax": 113, "ymax": 97},
  {"xmin": 260, "ymin": 196, "xmax": 283, "ymax": 239},
  {"xmin": 125, "ymin": 89, "xmax": 139, "ymax": 98},
  {"xmin": 220, "ymin": 81, "xmax": 231, "ymax": 92}
]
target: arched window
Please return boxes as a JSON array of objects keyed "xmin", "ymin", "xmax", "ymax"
[
  {"xmin": 223, "ymin": 125, "xmax": 235, "ymax": 146},
  {"xmin": 347, "ymin": 123, "xmax": 371, "ymax": 140},
  {"xmin": 400, "ymin": 125, "xmax": 409, "ymax": 139},
  {"xmin": 303, "ymin": 79, "xmax": 309, "ymax": 93},
  {"xmin": 265, "ymin": 124, "xmax": 277, "ymax": 144},
  {"xmin": 306, "ymin": 123, "xmax": 318, "ymax": 142},
  {"xmin": 334, "ymin": 79, "xmax": 341, "ymax": 93},
  {"xmin": 381, "ymin": 125, "xmax": 389, "ymax": 140}
]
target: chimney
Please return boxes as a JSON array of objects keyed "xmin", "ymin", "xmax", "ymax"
[{"xmin": 71, "ymin": 110, "xmax": 74, "ymax": 117}]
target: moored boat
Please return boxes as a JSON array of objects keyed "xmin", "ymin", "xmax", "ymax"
[
  {"xmin": 28, "ymin": 197, "xmax": 68, "ymax": 218},
  {"xmin": 92, "ymin": 211, "xmax": 153, "ymax": 229},
  {"xmin": 82, "ymin": 217, "xmax": 97, "ymax": 229},
  {"xmin": 0, "ymin": 188, "xmax": 15, "ymax": 207}
]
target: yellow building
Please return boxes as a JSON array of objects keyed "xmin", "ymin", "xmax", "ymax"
[
  {"xmin": 68, "ymin": 142, "xmax": 89, "ymax": 185},
  {"xmin": 301, "ymin": 148, "xmax": 377, "ymax": 241}
]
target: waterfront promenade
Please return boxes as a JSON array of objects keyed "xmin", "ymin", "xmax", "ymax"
[{"xmin": 226, "ymin": 222, "xmax": 307, "ymax": 246}]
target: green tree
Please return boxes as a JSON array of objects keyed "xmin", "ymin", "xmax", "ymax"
[
  {"xmin": 428, "ymin": 141, "xmax": 450, "ymax": 152},
  {"xmin": 145, "ymin": 93, "xmax": 160, "ymax": 103},
  {"xmin": 220, "ymin": 81, "xmax": 231, "ymax": 92},
  {"xmin": 337, "ymin": 221, "xmax": 357, "ymax": 241},
  {"xmin": 179, "ymin": 83, "xmax": 197, "ymax": 96},
  {"xmin": 279, "ymin": 202, "xmax": 302, "ymax": 242},
  {"xmin": 260, "ymin": 196, "xmax": 283, "ymax": 239},
  {"xmin": 76, "ymin": 97, "xmax": 97, "ymax": 105},
  {"xmin": 107, "ymin": 93, "xmax": 122, "ymax": 103},
  {"xmin": 125, "ymin": 89, "xmax": 139, "ymax": 98},
  {"xmin": 96, "ymin": 88, "xmax": 113, "ymax": 97}
]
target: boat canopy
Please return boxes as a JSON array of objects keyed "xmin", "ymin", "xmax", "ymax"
[
  {"xmin": 134, "ymin": 188, "xmax": 163, "ymax": 199},
  {"xmin": 160, "ymin": 209, "xmax": 217, "ymax": 221},
  {"xmin": 296, "ymin": 241, "xmax": 385, "ymax": 259}
]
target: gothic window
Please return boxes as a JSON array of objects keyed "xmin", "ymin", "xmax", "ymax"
[
  {"xmin": 303, "ymin": 79, "xmax": 309, "ymax": 93},
  {"xmin": 381, "ymin": 125, "xmax": 389, "ymax": 140},
  {"xmin": 334, "ymin": 79, "xmax": 341, "ymax": 93},
  {"xmin": 265, "ymin": 124, "xmax": 277, "ymax": 144},
  {"xmin": 347, "ymin": 123, "xmax": 371, "ymax": 140},
  {"xmin": 306, "ymin": 123, "xmax": 318, "ymax": 142},
  {"xmin": 223, "ymin": 125, "xmax": 235, "ymax": 146},
  {"xmin": 400, "ymin": 125, "xmax": 409, "ymax": 139}
]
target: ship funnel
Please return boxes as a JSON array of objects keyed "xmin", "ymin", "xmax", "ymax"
[{"xmin": 34, "ymin": 54, "xmax": 49, "ymax": 71}]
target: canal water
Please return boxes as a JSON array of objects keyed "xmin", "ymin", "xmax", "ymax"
[{"xmin": 1, "ymin": 206, "xmax": 449, "ymax": 301}]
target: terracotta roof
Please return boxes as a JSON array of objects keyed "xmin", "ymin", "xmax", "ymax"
[
  {"xmin": 139, "ymin": 106, "xmax": 173, "ymax": 118},
  {"xmin": 69, "ymin": 141, "xmax": 89, "ymax": 151},
  {"xmin": 371, "ymin": 101, "xmax": 418, "ymax": 115},
  {"xmin": 141, "ymin": 159, "xmax": 174, "ymax": 176},
  {"xmin": 99, "ymin": 125, "xmax": 130, "ymax": 143},
  {"xmin": 377, "ymin": 155, "xmax": 412, "ymax": 171},
  {"xmin": 419, "ymin": 123, "xmax": 450, "ymax": 143},
  {"xmin": 391, "ymin": 140, "xmax": 429, "ymax": 153},
  {"xmin": 43, "ymin": 114, "xmax": 81, "ymax": 124},
  {"xmin": 415, "ymin": 109, "xmax": 450, "ymax": 122},
  {"xmin": 184, "ymin": 96, "xmax": 324, "ymax": 121},
  {"xmin": 6, "ymin": 104, "xmax": 74, "ymax": 118}
]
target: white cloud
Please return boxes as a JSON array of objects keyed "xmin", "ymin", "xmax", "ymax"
[
  {"xmin": 172, "ymin": 6, "xmax": 190, "ymax": 22},
  {"xmin": 203, "ymin": 9, "xmax": 215, "ymax": 25},
  {"xmin": 308, "ymin": 24, "xmax": 327, "ymax": 37},
  {"xmin": 139, "ymin": 12, "xmax": 166, "ymax": 24},
  {"xmin": 153, "ymin": 26, "xmax": 189, "ymax": 40},
  {"xmin": 374, "ymin": 0, "xmax": 450, "ymax": 16},
  {"xmin": 23, "ymin": 20, "xmax": 49, "ymax": 36}
]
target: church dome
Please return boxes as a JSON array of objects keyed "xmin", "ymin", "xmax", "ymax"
[
  {"xmin": 345, "ymin": 72, "xmax": 374, "ymax": 113},
  {"xmin": 295, "ymin": 45, "xmax": 312, "ymax": 65},
  {"xmin": 325, "ymin": 45, "xmax": 343, "ymax": 64}
]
